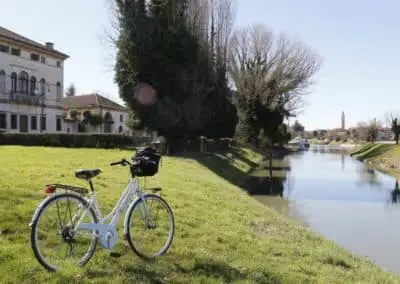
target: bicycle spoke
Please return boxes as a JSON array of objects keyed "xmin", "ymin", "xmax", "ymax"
[
  {"xmin": 31, "ymin": 194, "xmax": 98, "ymax": 271},
  {"xmin": 127, "ymin": 195, "xmax": 174, "ymax": 258}
]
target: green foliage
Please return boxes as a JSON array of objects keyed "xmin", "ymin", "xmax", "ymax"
[
  {"xmin": 81, "ymin": 111, "xmax": 103, "ymax": 126},
  {"xmin": 391, "ymin": 118, "xmax": 400, "ymax": 144},
  {"xmin": 114, "ymin": 0, "xmax": 237, "ymax": 140},
  {"xmin": 0, "ymin": 134, "xmax": 133, "ymax": 148}
]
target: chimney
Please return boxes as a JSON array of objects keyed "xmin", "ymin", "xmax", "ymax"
[{"xmin": 45, "ymin": 42, "xmax": 54, "ymax": 50}]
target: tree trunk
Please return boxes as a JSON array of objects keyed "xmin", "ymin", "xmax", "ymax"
[{"xmin": 269, "ymin": 153, "xmax": 273, "ymax": 181}]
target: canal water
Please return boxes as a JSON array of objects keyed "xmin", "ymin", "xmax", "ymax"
[{"xmin": 248, "ymin": 145, "xmax": 400, "ymax": 274}]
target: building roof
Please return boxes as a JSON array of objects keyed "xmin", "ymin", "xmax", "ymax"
[
  {"xmin": 0, "ymin": 26, "xmax": 69, "ymax": 59},
  {"xmin": 61, "ymin": 94, "xmax": 128, "ymax": 112},
  {"xmin": 377, "ymin": 127, "xmax": 392, "ymax": 131}
]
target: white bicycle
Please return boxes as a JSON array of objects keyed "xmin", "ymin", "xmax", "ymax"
[{"xmin": 29, "ymin": 146, "xmax": 175, "ymax": 272}]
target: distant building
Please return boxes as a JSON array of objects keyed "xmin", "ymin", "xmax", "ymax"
[
  {"xmin": 61, "ymin": 93, "xmax": 132, "ymax": 135},
  {"xmin": 0, "ymin": 26, "xmax": 69, "ymax": 133},
  {"xmin": 341, "ymin": 111, "xmax": 345, "ymax": 130},
  {"xmin": 376, "ymin": 127, "xmax": 394, "ymax": 141}
]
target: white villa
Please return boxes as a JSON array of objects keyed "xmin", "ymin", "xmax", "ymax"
[
  {"xmin": 61, "ymin": 94, "xmax": 132, "ymax": 135},
  {"xmin": 0, "ymin": 26, "xmax": 69, "ymax": 133}
]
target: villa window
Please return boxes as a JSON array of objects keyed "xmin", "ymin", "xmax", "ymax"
[
  {"xmin": 0, "ymin": 70, "xmax": 5, "ymax": 93},
  {"xmin": 18, "ymin": 71, "xmax": 29, "ymax": 94},
  {"xmin": 0, "ymin": 113, "xmax": 6, "ymax": 129},
  {"xmin": 30, "ymin": 76, "xmax": 36, "ymax": 95},
  {"xmin": 10, "ymin": 48, "xmax": 20, "ymax": 56},
  {"xmin": 56, "ymin": 82, "xmax": 62, "ymax": 101},
  {"xmin": 31, "ymin": 116, "xmax": 37, "ymax": 130},
  {"xmin": 11, "ymin": 72, "xmax": 17, "ymax": 93},
  {"xmin": 39, "ymin": 78, "xmax": 45, "ymax": 95}
]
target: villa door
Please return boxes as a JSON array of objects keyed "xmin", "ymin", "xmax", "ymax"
[{"xmin": 19, "ymin": 115, "xmax": 28, "ymax": 133}]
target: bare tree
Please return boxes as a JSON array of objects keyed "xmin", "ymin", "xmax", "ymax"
[
  {"xmin": 385, "ymin": 112, "xmax": 400, "ymax": 144},
  {"xmin": 355, "ymin": 119, "xmax": 381, "ymax": 142},
  {"xmin": 185, "ymin": 0, "xmax": 237, "ymax": 68},
  {"xmin": 229, "ymin": 23, "xmax": 322, "ymax": 116}
]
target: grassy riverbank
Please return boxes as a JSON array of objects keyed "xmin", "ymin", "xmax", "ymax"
[
  {"xmin": 351, "ymin": 143, "xmax": 400, "ymax": 178},
  {"xmin": 0, "ymin": 146, "xmax": 398, "ymax": 283}
]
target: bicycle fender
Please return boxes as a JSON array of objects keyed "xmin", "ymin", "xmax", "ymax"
[{"xmin": 28, "ymin": 192, "xmax": 85, "ymax": 227}]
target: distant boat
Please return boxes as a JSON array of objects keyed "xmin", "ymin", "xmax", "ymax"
[
  {"xmin": 287, "ymin": 137, "xmax": 308, "ymax": 151},
  {"xmin": 304, "ymin": 139, "xmax": 310, "ymax": 149}
]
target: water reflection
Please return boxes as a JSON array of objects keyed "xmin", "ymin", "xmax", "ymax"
[
  {"xmin": 341, "ymin": 153, "xmax": 345, "ymax": 171},
  {"xmin": 246, "ymin": 147, "xmax": 400, "ymax": 274},
  {"xmin": 355, "ymin": 164, "xmax": 383, "ymax": 189},
  {"xmin": 390, "ymin": 180, "xmax": 400, "ymax": 204}
]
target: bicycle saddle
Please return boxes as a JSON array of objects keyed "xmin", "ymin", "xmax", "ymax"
[{"xmin": 75, "ymin": 169, "xmax": 101, "ymax": 180}]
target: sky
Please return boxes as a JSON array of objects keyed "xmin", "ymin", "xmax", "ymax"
[{"xmin": 2, "ymin": 0, "xmax": 400, "ymax": 130}]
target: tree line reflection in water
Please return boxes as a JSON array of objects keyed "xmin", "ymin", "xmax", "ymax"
[{"xmin": 246, "ymin": 147, "xmax": 400, "ymax": 206}]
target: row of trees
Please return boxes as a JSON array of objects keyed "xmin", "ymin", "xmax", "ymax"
[
  {"xmin": 308, "ymin": 112, "xmax": 400, "ymax": 144},
  {"xmin": 110, "ymin": 0, "xmax": 321, "ymax": 148}
]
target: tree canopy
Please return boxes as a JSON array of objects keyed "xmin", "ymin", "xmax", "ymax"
[{"xmin": 111, "ymin": 0, "xmax": 321, "ymax": 147}]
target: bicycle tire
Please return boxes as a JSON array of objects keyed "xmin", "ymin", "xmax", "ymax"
[
  {"xmin": 126, "ymin": 194, "xmax": 175, "ymax": 259},
  {"xmin": 30, "ymin": 193, "xmax": 98, "ymax": 271}
]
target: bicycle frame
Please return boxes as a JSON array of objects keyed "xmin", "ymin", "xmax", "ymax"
[
  {"xmin": 75, "ymin": 177, "xmax": 153, "ymax": 249},
  {"xmin": 30, "ymin": 177, "xmax": 152, "ymax": 250},
  {"xmin": 82, "ymin": 177, "xmax": 141, "ymax": 227}
]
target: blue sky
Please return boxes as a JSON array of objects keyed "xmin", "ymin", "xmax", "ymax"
[{"xmin": 2, "ymin": 0, "xmax": 399, "ymax": 130}]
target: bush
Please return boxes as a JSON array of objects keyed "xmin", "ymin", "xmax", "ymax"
[{"xmin": 0, "ymin": 133, "xmax": 133, "ymax": 148}]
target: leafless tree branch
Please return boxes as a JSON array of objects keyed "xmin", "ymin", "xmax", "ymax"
[{"xmin": 229, "ymin": 23, "xmax": 322, "ymax": 115}]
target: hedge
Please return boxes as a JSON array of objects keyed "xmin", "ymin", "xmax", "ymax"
[{"xmin": 0, "ymin": 133, "xmax": 134, "ymax": 148}]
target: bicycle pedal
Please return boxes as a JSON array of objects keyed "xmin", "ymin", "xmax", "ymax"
[{"xmin": 109, "ymin": 252, "xmax": 122, "ymax": 258}]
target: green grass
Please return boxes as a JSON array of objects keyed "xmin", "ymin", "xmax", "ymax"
[
  {"xmin": 352, "ymin": 144, "xmax": 395, "ymax": 161},
  {"xmin": 0, "ymin": 146, "xmax": 398, "ymax": 283},
  {"xmin": 350, "ymin": 143, "xmax": 375, "ymax": 157},
  {"xmin": 352, "ymin": 143, "xmax": 400, "ymax": 179}
]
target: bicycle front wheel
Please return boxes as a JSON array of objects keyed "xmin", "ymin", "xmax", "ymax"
[
  {"xmin": 126, "ymin": 194, "xmax": 175, "ymax": 259},
  {"xmin": 30, "ymin": 193, "xmax": 98, "ymax": 271}
]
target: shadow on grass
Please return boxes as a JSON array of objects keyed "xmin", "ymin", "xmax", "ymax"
[
  {"xmin": 119, "ymin": 256, "xmax": 282, "ymax": 283},
  {"xmin": 174, "ymin": 258, "xmax": 246, "ymax": 282},
  {"xmin": 172, "ymin": 151, "xmax": 251, "ymax": 189},
  {"xmin": 356, "ymin": 144, "xmax": 394, "ymax": 160},
  {"xmin": 172, "ymin": 148, "xmax": 290, "ymax": 197}
]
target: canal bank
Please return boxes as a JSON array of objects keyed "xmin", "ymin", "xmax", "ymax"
[
  {"xmin": 351, "ymin": 143, "xmax": 400, "ymax": 178},
  {"xmin": 247, "ymin": 146, "xmax": 400, "ymax": 275}
]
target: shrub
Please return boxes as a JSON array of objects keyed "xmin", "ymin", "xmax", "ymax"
[{"xmin": 0, "ymin": 133, "xmax": 133, "ymax": 148}]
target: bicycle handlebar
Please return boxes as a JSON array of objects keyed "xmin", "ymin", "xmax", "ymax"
[
  {"xmin": 110, "ymin": 158, "xmax": 131, "ymax": 166},
  {"xmin": 110, "ymin": 156, "xmax": 151, "ymax": 167}
]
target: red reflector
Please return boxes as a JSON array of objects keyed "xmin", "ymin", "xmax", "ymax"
[{"xmin": 45, "ymin": 185, "xmax": 56, "ymax": 194}]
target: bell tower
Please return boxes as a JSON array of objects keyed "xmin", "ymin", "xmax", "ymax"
[{"xmin": 341, "ymin": 111, "xmax": 345, "ymax": 130}]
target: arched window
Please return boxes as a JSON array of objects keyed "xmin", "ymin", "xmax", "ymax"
[
  {"xmin": 0, "ymin": 70, "xmax": 5, "ymax": 94},
  {"xmin": 39, "ymin": 78, "xmax": 45, "ymax": 95},
  {"xmin": 56, "ymin": 82, "xmax": 62, "ymax": 101},
  {"xmin": 18, "ymin": 71, "xmax": 29, "ymax": 94},
  {"xmin": 30, "ymin": 76, "xmax": 36, "ymax": 95},
  {"xmin": 104, "ymin": 112, "xmax": 113, "ymax": 133},
  {"xmin": 11, "ymin": 72, "xmax": 17, "ymax": 93}
]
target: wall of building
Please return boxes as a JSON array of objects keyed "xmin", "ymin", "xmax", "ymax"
[
  {"xmin": 63, "ymin": 107, "xmax": 131, "ymax": 135},
  {"xmin": 107, "ymin": 109, "xmax": 131, "ymax": 135},
  {"xmin": 0, "ymin": 39, "xmax": 65, "ymax": 108},
  {"xmin": 0, "ymin": 103, "xmax": 64, "ymax": 133}
]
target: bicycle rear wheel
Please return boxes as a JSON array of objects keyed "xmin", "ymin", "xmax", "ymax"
[
  {"xmin": 30, "ymin": 193, "xmax": 98, "ymax": 271},
  {"xmin": 126, "ymin": 194, "xmax": 175, "ymax": 259}
]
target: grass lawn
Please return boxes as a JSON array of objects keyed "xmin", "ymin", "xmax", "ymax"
[
  {"xmin": 0, "ymin": 146, "xmax": 398, "ymax": 283},
  {"xmin": 351, "ymin": 143, "xmax": 400, "ymax": 179}
]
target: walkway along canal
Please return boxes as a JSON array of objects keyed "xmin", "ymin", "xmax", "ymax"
[{"xmin": 247, "ymin": 145, "xmax": 400, "ymax": 274}]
